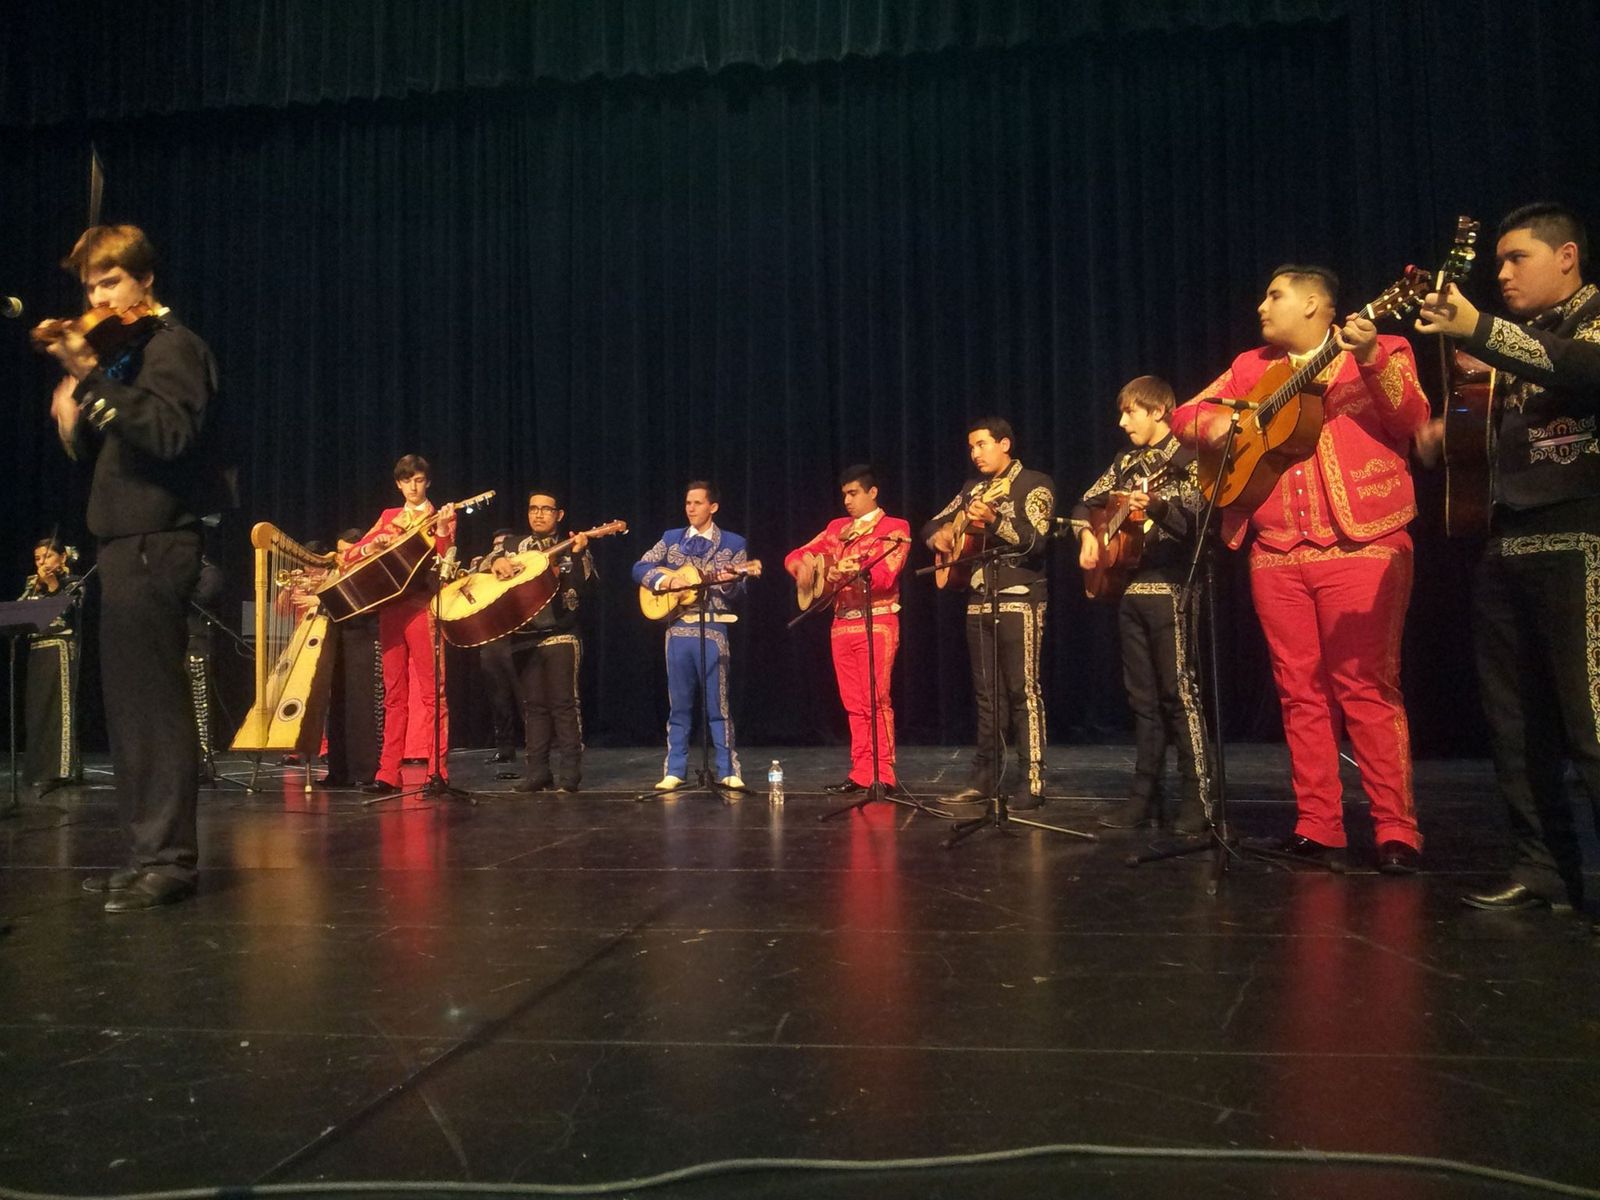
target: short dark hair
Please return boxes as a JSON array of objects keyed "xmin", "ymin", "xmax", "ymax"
[
  {"xmin": 1117, "ymin": 375, "xmax": 1175, "ymax": 419},
  {"xmin": 967, "ymin": 416, "xmax": 1015, "ymax": 448},
  {"xmin": 302, "ymin": 540, "xmax": 329, "ymax": 557},
  {"xmin": 526, "ymin": 489, "xmax": 562, "ymax": 510},
  {"xmin": 33, "ymin": 536, "xmax": 64, "ymax": 555},
  {"xmin": 336, "ymin": 528, "xmax": 364, "ymax": 545},
  {"xmin": 62, "ymin": 224, "xmax": 158, "ymax": 283},
  {"xmin": 685, "ymin": 479, "xmax": 719, "ymax": 504},
  {"xmin": 1270, "ymin": 264, "xmax": 1340, "ymax": 309},
  {"xmin": 839, "ymin": 463, "xmax": 878, "ymax": 492},
  {"xmin": 393, "ymin": 454, "xmax": 430, "ymax": 481},
  {"xmin": 1499, "ymin": 202, "xmax": 1590, "ymax": 275}
]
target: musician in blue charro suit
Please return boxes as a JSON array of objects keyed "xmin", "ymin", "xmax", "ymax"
[{"xmin": 631, "ymin": 481, "xmax": 750, "ymax": 791}]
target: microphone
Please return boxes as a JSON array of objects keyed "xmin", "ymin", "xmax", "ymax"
[
  {"xmin": 437, "ymin": 545, "xmax": 459, "ymax": 579},
  {"xmin": 1, "ymin": 296, "xmax": 22, "ymax": 320},
  {"xmin": 1207, "ymin": 397, "xmax": 1259, "ymax": 411}
]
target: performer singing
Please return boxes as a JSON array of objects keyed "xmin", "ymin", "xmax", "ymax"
[
  {"xmin": 39, "ymin": 224, "xmax": 226, "ymax": 910},
  {"xmin": 1172, "ymin": 264, "xmax": 1429, "ymax": 872},
  {"xmin": 1071, "ymin": 377, "xmax": 1212, "ymax": 833},
  {"xmin": 344, "ymin": 455, "xmax": 456, "ymax": 795},
  {"xmin": 632, "ymin": 481, "xmax": 750, "ymax": 791},
  {"xmin": 783, "ymin": 465, "xmax": 911, "ymax": 794},
  {"xmin": 13, "ymin": 538, "xmax": 82, "ymax": 808},
  {"xmin": 482, "ymin": 494, "xmax": 594, "ymax": 792},
  {"xmin": 921, "ymin": 418, "xmax": 1056, "ymax": 809},
  {"xmin": 1415, "ymin": 203, "xmax": 1600, "ymax": 918}
]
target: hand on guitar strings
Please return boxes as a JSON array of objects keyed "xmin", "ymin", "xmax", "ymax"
[
  {"xmin": 1333, "ymin": 312, "xmax": 1380, "ymax": 363},
  {"xmin": 1078, "ymin": 531, "xmax": 1100, "ymax": 571},
  {"xmin": 1414, "ymin": 282, "xmax": 1481, "ymax": 339}
]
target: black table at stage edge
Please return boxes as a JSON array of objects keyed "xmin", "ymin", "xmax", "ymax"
[
  {"xmin": 635, "ymin": 572, "xmax": 752, "ymax": 806},
  {"xmin": 913, "ymin": 540, "xmax": 1096, "ymax": 848},
  {"xmin": 786, "ymin": 535, "xmax": 938, "ymax": 821},
  {"xmin": 1, "ymin": 590, "xmax": 76, "ymax": 815}
]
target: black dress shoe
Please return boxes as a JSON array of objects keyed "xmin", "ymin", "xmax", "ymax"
[
  {"xmin": 81, "ymin": 868, "xmax": 140, "ymax": 894},
  {"xmin": 360, "ymin": 780, "xmax": 399, "ymax": 796},
  {"xmin": 1271, "ymin": 835, "xmax": 1348, "ymax": 869},
  {"xmin": 1170, "ymin": 806, "xmax": 1209, "ymax": 837},
  {"xmin": 946, "ymin": 786, "xmax": 984, "ymax": 803},
  {"xmin": 103, "ymin": 872, "xmax": 195, "ymax": 912},
  {"xmin": 1009, "ymin": 791, "xmax": 1045, "ymax": 812},
  {"xmin": 517, "ymin": 778, "xmax": 555, "ymax": 793},
  {"xmin": 495, "ymin": 770, "xmax": 523, "ymax": 781},
  {"xmin": 823, "ymin": 779, "xmax": 866, "ymax": 795},
  {"xmin": 1376, "ymin": 841, "xmax": 1421, "ymax": 875},
  {"xmin": 316, "ymin": 774, "xmax": 353, "ymax": 789},
  {"xmin": 1461, "ymin": 881, "xmax": 1549, "ymax": 911},
  {"xmin": 490, "ymin": 749, "xmax": 514, "ymax": 764},
  {"xmin": 554, "ymin": 783, "xmax": 581, "ymax": 794},
  {"xmin": 1098, "ymin": 796, "xmax": 1156, "ymax": 830}
]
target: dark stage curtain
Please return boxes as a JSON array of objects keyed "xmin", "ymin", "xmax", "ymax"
[
  {"xmin": 2, "ymin": 1, "xmax": 1596, "ymax": 758},
  {"xmin": 0, "ymin": 0, "xmax": 1345, "ymax": 127}
]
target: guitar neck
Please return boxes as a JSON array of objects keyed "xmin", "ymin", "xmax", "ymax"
[{"xmin": 1259, "ymin": 334, "xmax": 1342, "ymax": 425}]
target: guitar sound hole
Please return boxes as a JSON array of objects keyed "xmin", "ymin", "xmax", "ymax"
[{"xmin": 279, "ymin": 700, "xmax": 302, "ymax": 721}]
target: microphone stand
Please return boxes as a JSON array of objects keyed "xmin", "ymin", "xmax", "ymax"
[
  {"xmin": 914, "ymin": 541, "xmax": 1095, "ymax": 848},
  {"xmin": 636, "ymin": 569, "xmax": 750, "ymax": 805},
  {"xmin": 788, "ymin": 539, "xmax": 934, "ymax": 821}
]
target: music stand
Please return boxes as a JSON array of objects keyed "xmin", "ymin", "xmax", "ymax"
[
  {"xmin": 786, "ymin": 538, "xmax": 932, "ymax": 820},
  {"xmin": 2, "ymin": 592, "xmax": 75, "ymax": 814},
  {"xmin": 636, "ymin": 570, "xmax": 751, "ymax": 805},
  {"xmin": 914, "ymin": 542, "xmax": 1095, "ymax": 847}
]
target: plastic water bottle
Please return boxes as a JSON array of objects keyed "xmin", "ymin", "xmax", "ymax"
[{"xmin": 767, "ymin": 759, "xmax": 784, "ymax": 806}]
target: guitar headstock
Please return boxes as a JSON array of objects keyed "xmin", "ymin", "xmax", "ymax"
[
  {"xmin": 453, "ymin": 490, "xmax": 496, "ymax": 513},
  {"xmin": 1364, "ymin": 266, "xmax": 1436, "ymax": 323},
  {"xmin": 584, "ymin": 519, "xmax": 629, "ymax": 539},
  {"xmin": 1435, "ymin": 215, "xmax": 1480, "ymax": 289}
]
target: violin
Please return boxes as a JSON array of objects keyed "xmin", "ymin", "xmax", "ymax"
[{"xmin": 30, "ymin": 302, "xmax": 165, "ymax": 364}]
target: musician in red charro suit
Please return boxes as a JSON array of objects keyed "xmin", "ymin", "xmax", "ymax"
[
  {"xmin": 784, "ymin": 465, "xmax": 911, "ymax": 793},
  {"xmin": 343, "ymin": 454, "xmax": 456, "ymax": 794},
  {"xmin": 1172, "ymin": 264, "xmax": 1429, "ymax": 871}
]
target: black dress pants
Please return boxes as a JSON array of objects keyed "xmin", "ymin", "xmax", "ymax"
[
  {"xmin": 1474, "ymin": 526, "xmax": 1600, "ymax": 905},
  {"xmin": 964, "ymin": 595, "xmax": 1047, "ymax": 797},
  {"xmin": 481, "ymin": 637, "xmax": 522, "ymax": 756},
  {"xmin": 1119, "ymin": 585, "xmax": 1212, "ymax": 813},
  {"xmin": 98, "ymin": 530, "xmax": 202, "ymax": 884},
  {"xmin": 516, "ymin": 636, "xmax": 582, "ymax": 787}
]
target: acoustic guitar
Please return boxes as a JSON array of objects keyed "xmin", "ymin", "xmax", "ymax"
[
  {"xmin": 437, "ymin": 520, "xmax": 628, "ymax": 647},
  {"xmin": 793, "ymin": 526, "xmax": 900, "ymax": 611},
  {"xmin": 1198, "ymin": 270, "xmax": 1436, "ymax": 511},
  {"xmin": 316, "ymin": 489, "xmax": 495, "ymax": 622},
  {"xmin": 1427, "ymin": 217, "xmax": 1493, "ymax": 538},
  {"xmin": 638, "ymin": 560, "xmax": 763, "ymax": 622},
  {"xmin": 1081, "ymin": 459, "xmax": 1180, "ymax": 601},
  {"xmin": 933, "ymin": 475, "xmax": 1012, "ymax": 589}
]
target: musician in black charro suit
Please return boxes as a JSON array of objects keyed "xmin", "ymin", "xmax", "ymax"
[
  {"xmin": 921, "ymin": 417, "xmax": 1056, "ymax": 809},
  {"xmin": 479, "ymin": 491, "xmax": 594, "ymax": 792},
  {"xmin": 38, "ymin": 224, "xmax": 226, "ymax": 911}
]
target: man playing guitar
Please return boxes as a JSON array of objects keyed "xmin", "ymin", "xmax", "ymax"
[
  {"xmin": 1172, "ymin": 265, "xmax": 1429, "ymax": 872},
  {"xmin": 631, "ymin": 481, "xmax": 751, "ymax": 791},
  {"xmin": 921, "ymin": 418, "xmax": 1056, "ymax": 809},
  {"xmin": 784, "ymin": 465, "xmax": 911, "ymax": 796},
  {"xmin": 1071, "ymin": 377, "xmax": 1211, "ymax": 833},
  {"xmin": 344, "ymin": 454, "xmax": 456, "ymax": 794}
]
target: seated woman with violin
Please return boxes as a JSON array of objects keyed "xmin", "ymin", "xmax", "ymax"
[{"xmin": 1070, "ymin": 376, "xmax": 1210, "ymax": 835}]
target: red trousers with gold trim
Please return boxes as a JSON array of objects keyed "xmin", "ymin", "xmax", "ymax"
[
  {"xmin": 1249, "ymin": 533, "xmax": 1419, "ymax": 849},
  {"xmin": 377, "ymin": 597, "xmax": 449, "ymax": 783},
  {"xmin": 831, "ymin": 613, "xmax": 899, "ymax": 786}
]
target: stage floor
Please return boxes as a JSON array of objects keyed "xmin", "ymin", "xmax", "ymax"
[{"xmin": 2, "ymin": 745, "xmax": 1597, "ymax": 1199}]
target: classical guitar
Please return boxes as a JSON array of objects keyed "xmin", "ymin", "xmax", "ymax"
[
  {"xmin": 638, "ymin": 559, "xmax": 763, "ymax": 622},
  {"xmin": 316, "ymin": 489, "xmax": 495, "ymax": 621},
  {"xmin": 437, "ymin": 520, "xmax": 628, "ymax": 647},
  {"xmin": 793, "ymin": 526, "xmax": 902, "ymax": 611},
  {"xmin": 1198, "ymin": 270, "xmax": 1435, "ymax": 511},
  {"xmin": 1082, "ymin": 459, "xmax": 1180, "ymax": 601},
  {"xmin": 1427, "ymin": 217, "xmax": 1492, "ymax": 538},
  {"xmin": 934, "ymin": 475, "xmax": 1012, "ymax": 589}
]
